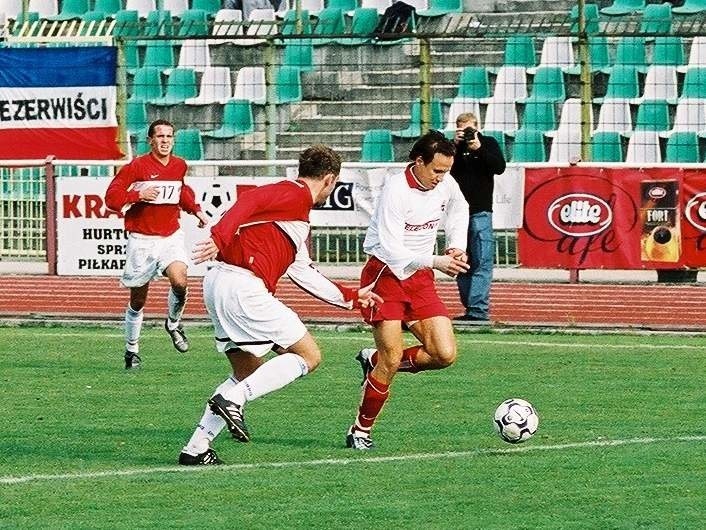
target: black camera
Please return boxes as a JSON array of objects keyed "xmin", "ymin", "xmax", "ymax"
[{"xmin": 462, "ymin": 126, "xmax": 477, "ymax": 142}]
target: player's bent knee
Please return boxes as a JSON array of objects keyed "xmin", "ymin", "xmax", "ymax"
[{"xmin": 434, "ymin": 348, "xmax": 457, "ymax": 368}]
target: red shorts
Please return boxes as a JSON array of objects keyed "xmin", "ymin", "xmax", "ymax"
[{"xmin": 359, "ymin": 256, "xmax": 449, "ymax": 325}]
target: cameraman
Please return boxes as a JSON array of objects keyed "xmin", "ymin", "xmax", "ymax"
[{"xmin": 450, "ymin": 112, "xmax": 506, "ymax": 322}]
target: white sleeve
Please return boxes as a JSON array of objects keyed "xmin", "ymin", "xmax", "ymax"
[
  {"xmin": 373, "ymin": 184, "xmax": 434, "ymax": 279},
  {"xmin": 286, "ymin": 244, "xmax": 353, "ymax": 309},
  {"xmin": 443, "ymin": 179, "xmax": 470, "ymax": 252}
]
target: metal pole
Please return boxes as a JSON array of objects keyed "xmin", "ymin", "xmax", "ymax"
[
  {"xmin": 264, "ymin": 40, "xmax": 277, "ymax": 173},
  {"xmin": 419, "ymin": 37, "xmax": 432, "ymax": 133},
  {"xmin": 578, "ymin": 0, "xmax": 592, "ymax": 163}
]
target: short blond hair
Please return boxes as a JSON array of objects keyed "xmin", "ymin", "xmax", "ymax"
[{"xmin": 456, "ymin": 112, "xmax": 478, "ymax": 128}]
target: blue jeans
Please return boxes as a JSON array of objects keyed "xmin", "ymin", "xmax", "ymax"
[{"xmin": 456, "ymin": 211, "xmax": 494, "ymax": 319}]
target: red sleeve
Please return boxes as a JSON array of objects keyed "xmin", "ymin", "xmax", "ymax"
[
  {"xmin": 105, "ymin": 160, "xmax": 141, "ymax": 213},
  {"xmin": 179, "ymin": 182, "xmax": 201, "ymax": 215}
]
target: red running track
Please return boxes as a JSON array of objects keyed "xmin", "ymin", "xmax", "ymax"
[{"xmin": 0, "ymin": 275, "xmax": 704, "ymax": 330}]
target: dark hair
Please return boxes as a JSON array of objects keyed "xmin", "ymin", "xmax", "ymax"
[
  {"xmin": 147, "ymin": 119, "xmax": 175, "ymax": 138},
  {"xmin": 298, "ymin": 144, "xmax": 342, "ymax": 179},
  {"xmin": 409, "ymin": 129, "xmax": 456, "ymax": 164}
]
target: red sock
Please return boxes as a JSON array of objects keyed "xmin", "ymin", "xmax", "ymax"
[
  {"xmin": 398, "ymin": 345, "xmax": 421, "ymax": 373},
  {"xmin": 354, "ymin": 373, "xmax": 390, "ymax": 434}
]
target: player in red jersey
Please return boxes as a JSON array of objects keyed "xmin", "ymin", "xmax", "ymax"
[
  {"xmin": 178, "ymin": 144, "xmax": 382, "ymax": 466},
  {"xmin": 346, "ymin": 130, "xmax": 470, "ymax": 450},
  {"xmin": 105, "ymin": 120, "xmax": 209, "ymax": 369}
]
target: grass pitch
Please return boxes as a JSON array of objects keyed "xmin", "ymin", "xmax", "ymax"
[{"xmin": 1, "ymin": 325, "xmax": 705, "ymax": 528}]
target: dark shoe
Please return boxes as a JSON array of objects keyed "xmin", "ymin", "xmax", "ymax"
[
  {"xmin": 345, "ymin": 427, "xmax": 375, "ymax": 450},
  {"xmin": 453, "ymin": 314, "xmax": 489, "ymax": 322},
  {"xmin": 165, "ymin": 319, "xmax": 189, "ymax": 353},
  {"xmin": 355, "ymin": 348, "xmax": 375, "ymax": 386},
  {"xmin": 208, "ymin": 393, "xmax": 250, "ymax": 442},
  {"xmin": 178, "ymin": 448, "xmax": 223, "ymax": 466},
  {"xmin": 124, "ymin": 351, "xmax": 142, "ymax": 369}
]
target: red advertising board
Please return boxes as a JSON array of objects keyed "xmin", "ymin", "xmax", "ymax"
[{"xmin": 519, "ymin": 167, "xmax": 706, "ymax": 269}]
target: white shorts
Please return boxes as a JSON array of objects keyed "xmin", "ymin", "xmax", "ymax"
[
  {"xmin": 203, "ymin": 263, "xmax": 307, "ymax": 357},
  {"xmin": 121, "ymin": 230, "xmax": 189, "ymax": 288}
]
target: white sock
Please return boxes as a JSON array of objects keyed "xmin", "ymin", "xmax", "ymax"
[
  {"xmin": 224, "ymin": 353, "xmax": 309, "ymax": 405},
  {"xmin": 125, "ymin": 305, "xmax": 143, "ymax": 353},
  {"xmin": 167, "ymin": 287, "xmax": 187, "ymax": 328},
  {"xmin": 184, "ymin": 376, "xmax": 239, "ymax": 455}
]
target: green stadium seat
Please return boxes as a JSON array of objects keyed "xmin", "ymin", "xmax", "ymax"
[
  {"xmin": 334, "ymin": 7, "xmax": 378, "ymax": 45},
  {"xmin": 150, "ymin": 67, "xmax": 197, "ymax": 106},
  {"xmin": 569, "ymin": 3, "xmax": 599, "ymax": 35},
  {"xmin": 276, "ymin": 65, "xmax": 303, "ymax": 104},
  {"xmin": 311, "ymin": 7, "xmax": 345, "ymax": 46},
  {"xmin": 203, "ymin": 100, "xmax": 255, "ymax": 139},
  {"xmin": 503, "ymin": 35, "xmax": 536, "ymax": 69},
  {"xmin": 595, "ymin": 65, "xmax": 640, "ymax": 102},
  {"xmin": 481, "ymin": 129, "xmax": 507, "ymax": 159},
  {"xmin": 590, "ymin": 131, "xmax": 624, "ymax": 162},
  {"xmin": 281, "ymin": 9, "xmax": 312, "ymax": 36},
  {"xmin": 665, "ymin": 132, "xmax": 700, "ymax": 163},
  {"xmin": 177, "ymin": 9, "xmax": 209, "ymax": 37},
  {"xmin": 653, "ymin": 36, "xmax": 686, "ymax": 67},
  {"xmin": 600, "ymin": 0, "xmax": 645, "ymax": 16},
  {"xmin": 451, "ymin": 66, "xmax": 491, "ymax": 102},
  {"xmin": 633, "ymin": 99, "xmax": 671, "ymax": 133},
  {"xmin": 84, "ymin": 0, "xmax": 121, "ymax": 18},
  {"xmin": 639, "ymin": 3, "xmax": 672, "ymax": 37},
  {"xmin": 526, "ymin": 66, "xmax": 565, "ymax": 103},
  {"xmin": 680, "ymin": 67, "xmax": 706, "ymax": 101},
  {"xmin": 360, "ymin": 129, "xmax": 395, "ymax": 162},
  {"xmin": 128, "ymin": 66, "xmax": 163, "ymax": 103},
  {"xmin": 142, "ymin": 9, "xmax": 173, "ymax": 37},
  {"xmin": 48, "ymin": 0, "xmax": 88, "ymax": 20},
  {"xmin": 139, "ymin": 40, "xmax": 176, "ymax": 74},
  {"xmin": 510, "ymin": 129, "xmax": 547, "ymax": 162},
  {"xmin": 327, "ymin": 0, "xmax": 357, "ymax": 10},
  {"xmin": 11, "ymin": 11, "xmax": 39, "ymax": 36},
  {"xmin": 520, "ymin": 100, "xmax": 558, "ymax": 133},
  {"xmin": 417, "ymin": 0, "xmax": 462, "ymax": 17},
  {"xmin": 673, "ymin": 0, "xmax": 706, "ymax": 14},
  {"xmin": 283, "ymin": 39, "xmax": 314, "ymax": 72},
  {"xmin": 392, "ymin": 99, "xmax": 443, "ymax": 138},
  {"xmin": 174, "ymin": 128, "xmax": 204, "ymax": 160},
  {"xmin": 192, "ymin": 0, "xmax": 220, "ymax": 17},
  {"xmin": 113, "ymin": 9, "xmax": 140, "ymax": 37},
  {"xmin": 614, "ymin": 36, "xmax": 648, "ymax": 72},
  {"xmin": 133, "ymin": 135, "xmax": 150, "ymax": 156},
  {"xmin": 121, "ymin": 41, "xmax": 140, "ymax": 71},
  {"xmin": 126, "ymin": 100, "xmax": 149, "ymax": 137},
  {"xmin": 564, "ymin": 36, "xmax": 611, "ymax": 75}
]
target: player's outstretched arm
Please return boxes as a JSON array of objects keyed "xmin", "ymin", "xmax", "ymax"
[
  {"xmin": 193, "ymin": 237, "xmax": 219, "ymax": 264},
  {"xmin": 356, "ymin": 283, "xmax": 384, "ymax": 309}
]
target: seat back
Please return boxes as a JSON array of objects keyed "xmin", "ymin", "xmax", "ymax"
[
  {"xmin": 590, "ymin": 131, "xmax": 624, "ymax": 161},
  {"xmin": 527, "ymin": 66, "xmax": 565, "ymax": 102},
  {"xmin": 511, "ymin": 129, "xmax": 546, "ymax": 162},
  {"xmin": 360, "ymin": 129, "xmax": 395, "ymax": 162},
  {"xmin": 665, "ymin": 131, "xmax": 700, "ymax": 162},
  {"xmin": 173, "ymin": 128, "xmax": 204, "ymax": 160},
  {"xmin": 455, "ymin": 66, "xmax": 490, "ymax": 101},
  {"xmin": 503, "ymin": 34, "xmax": 536, "ymax": 68}
]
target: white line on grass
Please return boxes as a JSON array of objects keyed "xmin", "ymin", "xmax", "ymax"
[{"xmin": 2, "ymin": 435, "xmax": 704, "ymax": 486}]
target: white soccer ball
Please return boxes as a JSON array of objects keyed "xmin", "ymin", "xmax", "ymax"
[{"xmin": 493, "ymin": 398, "xmax": 539, "ymax": 444}]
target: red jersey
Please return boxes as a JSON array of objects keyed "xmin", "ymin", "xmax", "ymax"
[
  {"xmin": 105, "ymin": 152, "xmax": 201, "ymax": 236},
  {"xmin": 211, "ymin": 179, "xmax": 356, "ymax": 307}
]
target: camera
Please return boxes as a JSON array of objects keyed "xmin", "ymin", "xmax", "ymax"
[{"xmin": 462, "ymin": 126, "xmax": 477, "ymax": 142}]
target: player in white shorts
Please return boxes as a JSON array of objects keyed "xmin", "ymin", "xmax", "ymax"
[
  {"xmin": 105, "ymin": 120, "xmax": 209, "ymax": 369},
  {"xmin": 178, "ymin": 145, "xmax": 382, "ymax": 466}
]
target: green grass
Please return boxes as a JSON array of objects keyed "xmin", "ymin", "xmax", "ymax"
[{"xmin": 1, "ymin": 326, "xmax": 705, "ymax": 528}]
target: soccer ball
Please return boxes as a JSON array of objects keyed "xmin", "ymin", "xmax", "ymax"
[{"xmin": 493, "ymin": 398, "xmax": 539, "ymax": 444}]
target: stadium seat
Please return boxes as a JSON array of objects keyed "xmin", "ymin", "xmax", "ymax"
[
  {"xmin": 502, "ymin": 35, "xmax": 537, "ymax": 69},
  {"xmin": 526, "ymin": 66, "xmax": 565, "ymax": 103},
  {"xmin": 481, "ymin": 130, "xmax": 507, "ymax": 159},
  {"xmin": 564, "ymin": 36, "xmax": 610, "ymax": 75},
  {"xmin": 444, "ymin": 99, "xmax": 481, "ymax": 132},
  {"xmin": 176, "ymin": 39, "xmax": 211, "ymax": 72},
  {"xmin": 162, "ymin": 0, "xmax": 188, "ymax": 18},
  {"xmin": 600, "ymin": 0, "xmax": 645, "ymax": 16},
  {"xmin": 510, "ymin": 129, "xmax": 546, "ymax": 162},
  {"xmin": 485, "ymin": 66, "xmax": 527, "ymax": 103},
  {"xmin": 334, "ymin": 7, "xmax": 378, "ymax": 45},
  {"xmin": 483, "ymin": 101, "xmax": 518, "ymax": 134},
  {"xmin": 614, "ymin": 36, "xmax": 648, "ymax": 72},
  {"xmin": 360, "ymin": 0, "xmax": 391, "ymax": 15},
  {"xmin": 639, "ymin": 3, "xmax": 671, "ymax": 37},
  {"xmin": 681, "ymin": 37, "xmax": 706, "ymax": 72},
  {"xmin": 519, "ymin": 100, "xmax": 557, "ymax": 134},
  {"xmin": 569, "ymin": 3, "xmax": 599, "ymax": 34},
  {"xmin": 125, "ymin": 0, "xmax": 155, "ymax": 18},
  {"xmin": 417, "ymin": 0, "xmax": 462, "ymax": 17},
  {"xmin": 113, "ymin": 9, "xmax": 140, "ymax": 37},
  {"xmin": 530, "ymin": 36, "xmax": 574, "ymax": 73},
  {"xmin": 590, "ymin": 131, "xmax": 624, "ymax": 162},
  {"xmin": 126, "ymin": 100, "xmax": 149, "ymax": 138},
  {"xmin": 133, "ymin": 135, "xmax": 150, "ymax": 155},
  {"xmin": 276, "ymin": 65, "xmax": 303, "ymax": 103},
  {"xmin": 173, "ymin": 128, "xmax": 204, "ymax": 160},
  {"xmin": 202, "ymin": 99, "xmax": 255, "ymax": 138},
  {"xmin": 595, "ymin": 65, "xmax": 640, "ymax": 103},
  {"xmin": 0, "ymin": 0, "xmax": 23, "ymax": 20},
  {"xmin": 192, "ymin": 0, "xmax": 220, "ymax": 17},
  {"xmin": 595, "ymin": 100, "xmax": 633, "ymax": 133},
  {"xmin": 673, "ymin": 0, "xmax": 706, "ymax": 14},
  {"xmin": 680, "ymin": 67, "xmax": 706, "ymax": 101},
  {"xmin": 665, "ymin": 132, "xmax": 700, "ymax": 163},
  {"xmin": 311, "ymin": 7, "xmax": 345, "ymax": 45},
  {"xmin": 548, "ymin": 129, "xmax": 582, "ymax": 162},
  {"xmin": 360, "ymin": 129, "xmax": 395, "ymax": 162},
  {"xmin": 297, "ymin": 0, "xmax": 325, "ymax": 15},
  {"xmin": 327, "ymin": 0, "xmax": 357, "ymax": 11},
  {"xmin": 84, "ymin": 0, "xmax": 121, "ymax": 19},
  {"xmin": 28, "ymin": 0, "xmax": 57, "ymax": 18},
  {"xmin": 232, "ymin": 66, "xmax": 266, "ymax": 104},
  {"xmin": 127, "ymin": 66, "xmax": 163, "ymax": 103},
  {"xmin": 625, "ymin": 131, "xmax": 662, "ymax": 163},
  {"xmin": 232, "ymin": 7, "xmax": 275, "ymax": 45},
  {"xmin": 121, "ymin": 41, "xmax": 140, "ymax": 71},
  {"xmin": 392, "ymin": 99, "xmax": 443, "ymax": 138},
  {"xmin": 177, "ymin": 9, "xmax": 209, "ymax": 37},
  {"xmin": 670, "ymin": 100, "xmax": 706, "ymax": 135},
  {"xmin": 401, "ymin": 0, "xmax": 427, "ymax": 11},
  {"xmin": 450, "ymin": 66, "xmax": 491, "ymax": 102},
  {"xmin": 633, "ymin": 99, "xmax": 671, "ymax": 133},
  {"xmin": 139, "ymin": 40, "xmax": 176, "ymax": 74},
  {"xmin": 653, "ymin": 36, "xmax": 686, "ymax": 67},
  {"xmin": 283, "ymin": 39, "xmax": 314, "ymax": 71},
  {"xmin": 633, "ymin": 65, "xmax": 678, "ymax": 104},
  {"xmin": 10, "ymin": 10, "xmax": 39, "ymax": 36},
  {"xmin": 48, "ymin": 0, "xmax": 88, "ymax": 20},
  {"xmin": 546, "ymin": 98, "xmax": 593, "ymax": 138},
  {"xmin": 210, "ymin": 9, "xmax": 244, "ymax": 44},
  {"xmin": 280, "ymin": 8, "xmax": 312, "ymax": 36},
  {"xmin": 141, "ymin": 8, "xmax": 173, "ymax": 38},
  {"xmin": 184, "ymin": 66, "xmax": 232, "ymax": 105},
  {"xmin": 150, "ymin": 67, "xmax": 198, "ymax": 106}
]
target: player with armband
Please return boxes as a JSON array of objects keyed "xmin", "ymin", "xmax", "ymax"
[{"xmin": 105, "ymin": 119, "xmax": 209, "ymax": 369}]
